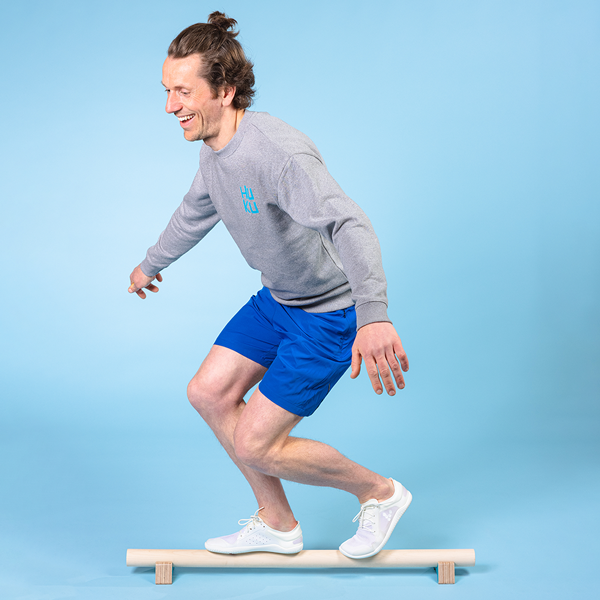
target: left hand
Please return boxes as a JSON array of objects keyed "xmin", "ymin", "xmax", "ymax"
[
  {"xmin": 350, "ymin": 322, "xmax": 409, "ymax": 395},
  {"xmin": 128, "ymin": 265, "xmax": 163, "ymax": 299}
]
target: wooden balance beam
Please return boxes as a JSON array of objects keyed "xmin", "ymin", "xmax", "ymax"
[{"xmin": 126, "ymin": 548, "xmax": 476, "ymax": 585}]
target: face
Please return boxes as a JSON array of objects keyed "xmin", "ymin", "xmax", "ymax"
[{"xmin": 162, "ymin": 54, "xmax": 227, "ymax": 143}]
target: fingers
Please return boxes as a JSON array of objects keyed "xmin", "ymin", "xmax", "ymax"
[
  {"xmin": 376, "ymin": 353, "xmax": 398, "ymax": 395},
  {"xmin": 367, "ymin": 354, "xmax": 404, "ymax": 395},
  {"xmin": 387, "ymin": 349, "xmax": 405, "ymax": 390},
  {"xmin": 350, "ymin": 343, "xmax": 362, "ymax": 379},
  {"xmin": 365, "ymin": 357, "xmax": 389, "ymax": 394},
  {"xmin": 132, "ymin": 283, "xmax": 159, "ymax": 299},
  {"xmin": 128, "ymin": 284, "xmax": 153, "ymax": 299},
  {"xmin": 395, "ymin": 341, "xmax": 409, "ymax": 372},
  {"xmin": 400, "ymin": 353, "xmax": 409, "ymax": 372}
]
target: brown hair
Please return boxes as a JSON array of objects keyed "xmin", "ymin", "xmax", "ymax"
[{"xmin": 168, "ymin": 11, "xmax": 255, "ymax": 110}]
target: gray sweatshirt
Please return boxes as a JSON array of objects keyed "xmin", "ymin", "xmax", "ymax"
[{"xmin": 140, "ymin": 111, "xmax": 390, "ymax": 330}]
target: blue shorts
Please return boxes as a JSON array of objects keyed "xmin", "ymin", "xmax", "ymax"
[{"xmin": 215, "ymin": 287, "xmax": 357, "ymax": 417}]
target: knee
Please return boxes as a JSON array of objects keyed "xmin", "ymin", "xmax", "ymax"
[
  {"xmin": 187, "ymin": 375, "xmax": 227, "ymax": 417},
  {"xmin": 233, "ymin": 426, "xmax": 277, "ymax": 473}
]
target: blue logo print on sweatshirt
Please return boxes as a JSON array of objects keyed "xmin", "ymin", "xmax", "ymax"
[{"xmin": 240, "ymin": 186, "xmax": 259, "ymax": 214}]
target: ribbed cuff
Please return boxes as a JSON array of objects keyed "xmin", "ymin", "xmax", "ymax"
[
  {"xmin": 355, "ymin": 301, "xmax": 391, "ymax": 330},
  {"xmin": 139, "ymin": 259, "xmax": 161, "ymax": 278}
]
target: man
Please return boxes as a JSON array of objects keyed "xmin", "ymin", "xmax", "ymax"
[{"xmin": 128, "ymin": 12, "xmax": 411, "ymax": 559}]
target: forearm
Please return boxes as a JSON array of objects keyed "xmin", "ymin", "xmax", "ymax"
[
  {"xmin": 329, "ymin": 216, "xmax": 390, "ymax": 328},
  {"xmin": 140, "ymin": 209, "xmax": 219, "ymax": 276},
  {"xmin": 140, "ymin": 176, "xmax": 220, "ymax": 276}
]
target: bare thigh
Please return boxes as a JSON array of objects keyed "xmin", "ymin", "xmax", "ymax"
[{"xmin": 188, "ymin": 345, "xmax": 268, "ymax": 415}]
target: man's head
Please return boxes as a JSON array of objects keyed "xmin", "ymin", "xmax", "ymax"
[{"xmin": 162, "ymin": 12, "xmax": 255, "ymax": 145}]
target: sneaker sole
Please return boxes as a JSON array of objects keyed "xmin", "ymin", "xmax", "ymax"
[
  {"xmin": 339, "ymin": 490, "xmax": 413, "ymax": 559},
  {"xmin": 205, "ymin": 543, "xmax": 303, "ymax": 555}
]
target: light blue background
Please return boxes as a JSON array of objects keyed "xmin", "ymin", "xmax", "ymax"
[{"xmin": 1, "ymin": 0, "xmax": 598, "ymax": 598}]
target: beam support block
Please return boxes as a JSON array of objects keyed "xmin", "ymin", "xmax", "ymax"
[
  {"xmin": 437, "ymin": 561, "xmax": 455, "ymax": 584},
  {"xmin": 155, "ymin": 562, "xmax": 172, "ymax": 585}
]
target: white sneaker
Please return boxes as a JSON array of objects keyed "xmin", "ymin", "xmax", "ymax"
[
  {"xmin": 339, "ymin": 479, "xmax": 412, "ymax": 559},
  {"xmin": 205, "ymin": 508, "xmax": 303, "ymax": 554}
]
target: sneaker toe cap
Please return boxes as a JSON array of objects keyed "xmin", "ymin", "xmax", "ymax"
[
  {"xmin": 339, "ymin": 537, "xmax": 377, "ymax": 558},
  {"xmin": 205, "ymin": 532, "xmax": 239, "ymax": 551}
]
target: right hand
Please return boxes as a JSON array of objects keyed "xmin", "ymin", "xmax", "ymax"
[
  {"xmin": 128, "ymin": 265, "xmax": 163, "ymax": 299},
  {"xmin": 350, "ymin": 321, "xmax": 409, "ymax": 396}
]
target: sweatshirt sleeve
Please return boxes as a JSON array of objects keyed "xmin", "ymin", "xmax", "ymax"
[
  {"xmin": 276, "ymin": 153, "xmax": 390, "ymax": 329},
  {"xmin": 140, "ymin": 168, "xmax": 220, "ymax": 277}
]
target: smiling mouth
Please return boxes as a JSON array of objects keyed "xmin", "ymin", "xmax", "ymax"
[{"xmin": 178, "ymin": 114, "xmax": 195, "ymax": 126}]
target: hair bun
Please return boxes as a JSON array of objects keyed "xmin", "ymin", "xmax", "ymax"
[{"xmin": 207, "ymin": 11, "xmax": 237, "ymax": 32}]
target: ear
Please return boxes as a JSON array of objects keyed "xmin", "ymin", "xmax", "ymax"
[{"xmin": 221, "ymin": 85, "xmax": 236, "ymax": 107}]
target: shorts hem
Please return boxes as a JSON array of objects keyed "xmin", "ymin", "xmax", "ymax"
[
  {"xmin": 258, "ymin": 382, "xmax": 320, "ymax": 418},
  {"xmin": 213, "ymin": 339, "xmax": 272, "ymax": 369}
]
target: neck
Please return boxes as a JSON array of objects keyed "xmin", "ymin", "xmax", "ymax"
[{"xmin": 206, "ymin": 108, "xmax": 245, "ymax": 151}]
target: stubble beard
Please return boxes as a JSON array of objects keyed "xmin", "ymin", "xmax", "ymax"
[{"xmin": 185, "ymin": 111, "xmax": 220, "ymax": 143}]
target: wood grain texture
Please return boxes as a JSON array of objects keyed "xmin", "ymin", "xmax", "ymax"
[
  {"xmin": 437, "ymin": 561, "xmax": 455, "ymax": 584},
  {"xmin": 155, "ymin": 562, "xmax": 172, "ymax": 585}
]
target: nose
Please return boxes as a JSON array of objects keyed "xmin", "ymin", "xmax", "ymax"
[{"xmin": 165, "ymin": 91, "xmax": 182, "ymax": 114}]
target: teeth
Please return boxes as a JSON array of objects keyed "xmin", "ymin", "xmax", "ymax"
[{"xmin": 178, "ymin": 115, "xmax": 194, "ymax": 122}]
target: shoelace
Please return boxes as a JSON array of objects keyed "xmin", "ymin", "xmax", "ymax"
[
  {"xmin": 352, "ymin": 502, "xmax": 378, "ymax": 533},
  {"xmin": 238, "ymin": 507, "xmax": 265, "ymax": 533}
]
